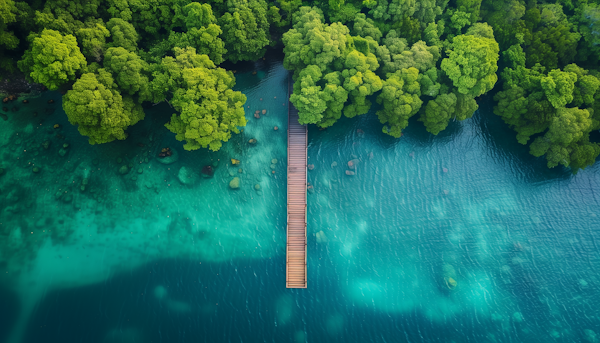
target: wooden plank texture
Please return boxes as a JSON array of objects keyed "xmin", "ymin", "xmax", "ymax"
[{"xmin": 286, "ymin": 74, "xmax": 307, "ymax": 289}]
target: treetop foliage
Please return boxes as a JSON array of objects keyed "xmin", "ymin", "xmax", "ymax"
[{"xmin": 1, "ymin": 0, "xmax": 598, "ymax": 170}]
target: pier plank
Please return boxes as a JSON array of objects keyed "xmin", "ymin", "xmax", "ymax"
[{"xmin": 286, "ymin": 75, "xmax": 307, "ymax": 289}]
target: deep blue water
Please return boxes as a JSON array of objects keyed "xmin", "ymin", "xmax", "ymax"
[{"xmin": 1, "ymin": 56, "xmax": 600, "ymax": 343}]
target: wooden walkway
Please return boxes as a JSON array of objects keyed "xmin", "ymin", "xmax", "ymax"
[{"xmin": 286, "ymin": 76, "xmax": 307, "ymax": 289}]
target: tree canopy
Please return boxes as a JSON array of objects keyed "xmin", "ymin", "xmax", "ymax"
[
  {"xmin": 154, "ymin": 47, "xmax": 247, "ymax": 151},
  {"xmin": 62, "ymin": 69, "xmax": 144, "ymax": 144},
  {"xmin": 1, "ymin": 0, "xmax": 598, "ymax": 170},
  {"xmin": 18, "ymin": 28, "xmax": 86, "ymax": 90}
]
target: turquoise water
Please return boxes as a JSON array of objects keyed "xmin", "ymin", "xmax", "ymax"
[{"xmin": 1, "ymin": 56, "xmax": 600, "ymax": 343}]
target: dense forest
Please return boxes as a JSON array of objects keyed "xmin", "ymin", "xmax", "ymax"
[{"xmin": 1, "ymin": 0, "xmax": 599, "ymax": 171}]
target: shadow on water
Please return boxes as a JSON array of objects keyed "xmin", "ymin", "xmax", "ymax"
[
  {"xmin": 0, "ymin": 285, "xmax": 18, "ymax": 343},
  {"xmin": 473, "ymin": 96, "xmax": 574, "ymax": 184},
  {"xmin": 20, "ymin": 256, "xmax": 501, "ymax": 343},
  {"xmin": 22, "ymin": 258, "xmax": 281, "ymax": 343},
  {"xmin": 222, "ymin": 48, "xmax": 287, "ymax": 92},
  {"xmin": 308, "ymin": 104, "xmax": 467, "ymax": 153},
  {"xmin": 401, "ymin": 112, "xmax": 465, "ymax": 148}
]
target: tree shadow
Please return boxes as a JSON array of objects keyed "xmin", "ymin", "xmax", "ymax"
[{"xmin": 472, "ymin": 95, "xmax": 578, "ymax": 184}]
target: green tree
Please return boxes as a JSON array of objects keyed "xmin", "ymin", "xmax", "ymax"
[
  {"xmin": 104, "ymin": 0, "xmax": 185, "ymax": 36},
  {"xmin": 62, "ymin": 69, "xmax": 145, "ymax": 144},
  {"xmin": 376, "ymin": 35, "xmax": 440, "ymax": 74},
  {"xmin": 18, "ymin": 29, "xmax": 87, "ymax": 90},
  {"xmin": 541, "ymin": 69, "xmax": 577, "ymax": 109},
  {"xmin": 440, "ymin": 32, "xmax": 499, "ymax": 97},
  {"xmin": 218, "ymin": 0, "xmax": 271, "ymax": 63},
  {"xmin": 0, "ymin": 0, "xmax": 18, "ymax": 49},
  {"xmin": 376, "ymin": 67, "xmax": 422, "ymax": 137},
  {"xmin": 480, "ymin": 0, "xmax": 525, "ymax": 49},
  {"xmin": 103, "ymin": 47, "xmax": 151, "ymax": 102},
  {"xmin": 289, "ymin": 65, "xmax": 349, "ymax": 127},
  {"xmin": 106, "ymin": 18, "xmax": 138, "ymax": 51},
  {"xmin": 529, "ymin": 107, "xmax": 598, "ymax": 169},
  {"xmin": 284, "ymin": 7, "xmax": 382, "ymax": 126},
  {"xmin": 168, "ymin": 2, "xmax": 226, "ymax": 64},
  {"xmin": 75, "ymin": 23, "xmax": 109, "ymax": 62},
  {"xmin": 577, "ymin": 4, "xmax": 600, "ymax": 63},
  {"xmin": 0, "ymin": 0, "xmax": 19, "ymax": 72},
  {"xmin": 564, "ymin": 64, "xmax": 600, "ymax": 107},
  {"xmin": 152, "ymin": 47, "xmax": 247, "ymax": 151},
  {"xmin": 419, "ymin": 92, "xmax": 457, "ymax": 135},
  {"xmin": 456, "ymin": 0, "xmax": 482, "ymax": 24},
  {"xmin": 276, "ymin": 0, "xmax": 302, "ymax": 27},
  {"xmin": 413, "ymin": 0, "xmax": 444, "ymax": 26},
  {"xmin": 494, "ymin": 84, "xmax": 552, "ymax": 144},
  {"xmin": 352, "ymin": 13, "xmax": 382, "ymax": 42},
  {"xmin": 328, "ymin": 3, "xmax": 360, "ymax": 24},
  {"xmin": 342, "ymin": 48, "xmax": 383, "ymax": 118},
  {"xmin": 283, "ymin": 7, "xmax": 349, "ymax": 77}
]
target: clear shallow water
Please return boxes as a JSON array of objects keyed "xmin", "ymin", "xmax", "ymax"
[{"xmin": 1, "ymin": 57, "xmax": 600, "ymax": 343}]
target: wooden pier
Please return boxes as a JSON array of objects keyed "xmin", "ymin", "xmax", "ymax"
[{"xmin": 286, "ymin": 77, "xmax": 307, "ymax": 289}]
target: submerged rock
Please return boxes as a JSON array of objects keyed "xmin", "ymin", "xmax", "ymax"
[
  {"xmin": 157, "ymin": 148, "xmax": 178, "ymax": 164},
  {"xmin": 178, "ymin": 166, "xmax": 198, "ymax": 185},
  {"xmin": 118, "ymin": 165, "xmax": 129, "ymax": 175},
  {"xmin": 512, "ymin": 312, "xmax": 524, "ymax": 323},
  {"xmin": 308, "ymin": 164, "xmax": 314, "ymax": 170},
  {"xmin": 254, "ymin": 184, "xmax": 260, "ymax": 190},
  {"xmin": 316, "ymin": 230, "xmax": 328, "ymax": 243},
  {"xmin": 345, "ymin": 170, "xmax": 355, "ymax": 176},
  {"xmin": 58, "ymin": 148, "xmax": 68, "ymax": 157},
  {"xmin": 271, "ymin": 158, "xmax": 278, "ymax": 164},
  {"xmin": 584, "ymin": 329, "xmax": 598, "ymax": 343},
  {"xmin": 249, "ymin": 138, "xmax": 257, "ymax": 145},
  {"xmin": 201, "ymin": 165, "xmax": 214, "ymax": 178},
  {"xmin": 445, "ymin": 277, "xmax": 457, "ymax": 290},
  {"xmin": 229, "ymin": 177, "xmax": 240, "ymax": 189},
  {"xmin": 62, "ymin": 193, "xmax": 73, "ymax": 203},
  {"xmin": 331, "ymin": 162, "xmax": 337, "ymax": 168},
  {"xmin": 348, "ymin": 159, "xmax": 360, "ymax": 169}
]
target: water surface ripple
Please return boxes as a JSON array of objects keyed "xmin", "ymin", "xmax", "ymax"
[{"xmin": 0, "ymin": 58, "xmax": 599, "ymax": 343}]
